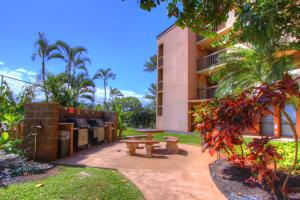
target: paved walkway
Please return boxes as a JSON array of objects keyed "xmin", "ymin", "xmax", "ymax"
[{"xmin": 54, "ymin": 142, "xmax": 226, "ymax": 200}]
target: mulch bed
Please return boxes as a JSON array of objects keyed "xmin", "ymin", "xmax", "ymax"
[
  {"xmin": 4, "ymin": 167, "xmax": 60, "ymax": 186},
  {"xmin": 209, "ymin": 160, "xmax": 300, "ymax": 200}
]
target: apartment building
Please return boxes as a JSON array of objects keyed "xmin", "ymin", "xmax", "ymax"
[{"xmin": 156, "ymin": 13, "xmax": 300, "ymax": 138}]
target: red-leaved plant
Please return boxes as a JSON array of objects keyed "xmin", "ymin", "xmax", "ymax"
[{"xmin": 193, "ymin": 74, "xmax": 299, "ymax": 197}]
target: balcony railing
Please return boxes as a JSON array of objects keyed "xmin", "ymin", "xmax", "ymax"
[
  {"xmin": 196, "ymin": 22, "xmax": 227, "ymax": 42},
  {"xmin": 197, "ymin": 49, "xmax": 226, "ymax": 71},
  {"xmin": 158, "ymin": 56, "xmax": 163, "ymax": 68},
  {"xmin": 197, "ymin": 35, "xmax": 205, "ymax": 42},
  {"xmin": 158, "ymin": 81, "xmax": 163, "ymax": 92},
  {"xmin": 212, "ymin": 22, "xmax": 226, "ymax": 32},
  {"xmin": 197, "ymin": 86, "xmax": 218, "ymax": 100}
]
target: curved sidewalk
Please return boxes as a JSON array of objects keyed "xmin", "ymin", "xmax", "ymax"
[{"xmin": 55, "ymin": 142, "xmax": 226, "ymax": 200}]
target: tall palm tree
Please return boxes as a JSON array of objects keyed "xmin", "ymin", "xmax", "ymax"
[
  {"xmin": 145, "ymin": 83, "xmax": 157, "ymax": 101},
  {"xmin": 211, "ymin": 46, "xmax": 295, "ymax": 97},
  {"xmin": 109, "ymin": 87, "xmax": 123, "ymax": 101},
  {"xmin": 32, "ymin": 32, "xmax": 62, "ymax": 101},
  {"xmin": 56, "ymin": 40, "xmax": 90, "ymax": 88},
  {"xmin": 93, "ymin": 68, "xmax": 116, "ymax": 103},
  {"xmin": 144, "ymin": 54, "xmax": 157, "ymax": 72}
]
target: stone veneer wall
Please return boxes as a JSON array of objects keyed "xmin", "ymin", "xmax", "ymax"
[
  {"xmin": 23, "ymin": 102, "xmax": 59, "ymax": 162},
  {"xmin": 23, "ymin": 103, "xmax": 118, "ymax": 162}
]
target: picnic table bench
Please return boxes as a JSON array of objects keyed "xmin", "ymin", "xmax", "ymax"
[
  {"xmin": 164, "ymin": 136, "xmax": 179, "ymax": 153},
  {"xmin": 121, "ymin": 140, "xmax": 160, "ymax": 158}
]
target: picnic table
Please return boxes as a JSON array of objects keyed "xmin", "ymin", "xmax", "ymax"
[
  {"xmin": 121, "ymin": 139, "xmax": 160, "ymax": 158},
  {"xmin": 135, "ymin": 128, "xmax": 164, "ymax": 140}
]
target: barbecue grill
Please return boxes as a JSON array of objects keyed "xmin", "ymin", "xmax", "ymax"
[
  {"xmin": 88, "ymin": 119, "xmax": 105, "ymax": 144},
  {"xmin": 67, "ymin": 118, "xmax": 89, "ymax": 151}
]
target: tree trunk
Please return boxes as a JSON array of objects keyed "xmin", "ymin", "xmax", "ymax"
[
  {"xmin": 281, "ymin": 109, "xmax": 298, "ymax": 191},
  {"xmin": 104, "ymin": 80, "xmax": 107, "ymax": 104},
  {"xmin": 42, "ymin": 58, "xmax": 48, "ymax": 102},
  {"xmin": 68, "ymin": 65, "xmax": 71, "ymax": 89}
]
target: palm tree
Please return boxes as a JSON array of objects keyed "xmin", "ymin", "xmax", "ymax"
[
  {"xmin": 56, "ymin": 40, "xmax": 90, "ymax": 88},
  {"xmin": 93, "ymin": 68, "xmax": 116, "ymax": 104},
  {"xmin": 211, "ymin": 46, "xmax": 295, "ymax": 97},
  {"xmin": 144, "ymin": 54, "xmax": 157, "ymax": 72},
  {"xmin": 46, "ymin": 72, "xmax": 95, "ymax": 107},
  {"xmin": 32, "ymin": 32, "xmax": 62, "ymax": 101},
  {"xmin": 145, "ymin": 83, "xmax": 157, "ymax": 101},
  {"xmin": 109, "ymin": 87, "xmax": 123, "ymax": 101}
]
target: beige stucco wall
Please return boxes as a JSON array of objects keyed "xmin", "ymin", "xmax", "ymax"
[
  {"xmin": 156, "ymin": 26, "xmax": 205, "ymax": 132},
  {"xmin": 156, "ymin": 26, "xmax": 190, "ymax": 132}
]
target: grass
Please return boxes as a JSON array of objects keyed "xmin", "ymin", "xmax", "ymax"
[
  {"xmin": 0, "ymin": 166, "xmax": 144, "ymax": 200},
  {"xmin": 123, "ymin": 128, "xmax": 201, "ymax": 146}
]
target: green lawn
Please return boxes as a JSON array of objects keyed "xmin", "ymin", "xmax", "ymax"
[
  {"xmin": 123, "ymin": 128, "xmax": 201, "ymax": 146},
  {"xmin": 0, "ymin": 166, "xmax": 144, "ymax": 200}
]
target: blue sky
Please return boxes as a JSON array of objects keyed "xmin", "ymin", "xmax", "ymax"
[{"xmin": 0, "ymin": 0, "xmax": 174, "ymax": 102}]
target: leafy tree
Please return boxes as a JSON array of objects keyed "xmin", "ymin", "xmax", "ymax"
[
  {"xmin": 144, "ymin": 54, "xmax": 157, "ymax": 72},
  {"xmin": 130, "ymin": 105, "xmax": 156, "ymax": 128},
  {"xmin": 139, "ymin": 0, "xmax": 299, "ymax": 51},
  {"xmin": 93, "ymin": 68, "xmax": 116, "ymax": 104},
  {"xmin": 114, "ymin": 96, "xmax": 142, "ymax": 113},
  {"xmin": 113, "ymin": 96, "xmax": 142, "ymax": 125},
  {"xmin": 109, "ymin": 87, "xmax": 123, "ymax": 101},
  {"xmin": 56, "ymin": 40, "xmax": 90, "ymax": 88},
  {"xmin": 32, "ymin": 32, "xmax": 61, "ymax": 101},
  {"xmin": 211, "ymin": 46, "xmax": 296, "ymax": 97}
]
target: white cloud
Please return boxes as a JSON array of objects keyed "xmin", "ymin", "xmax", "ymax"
[
  {"xmin": 0, "ymin": 60, "xmax": 4, "ymax": 66},
  {"xmin": 0, "ymin": 67, "xmax": 38, "ymax": 95}
]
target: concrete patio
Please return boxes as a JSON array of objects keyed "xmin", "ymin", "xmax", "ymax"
[{"xmin": 54, "ymin": 142, "xmax": 225, "ymax": 200}]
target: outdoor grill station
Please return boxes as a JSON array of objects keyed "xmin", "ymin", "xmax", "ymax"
[{"xmin": 22, "ymin": 102, "xmax": 118, "ymax": 162}]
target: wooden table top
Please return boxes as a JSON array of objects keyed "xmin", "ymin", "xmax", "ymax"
[{"xmin": 135, "ymin": 129, "xmax": 164, "ymax": 133}]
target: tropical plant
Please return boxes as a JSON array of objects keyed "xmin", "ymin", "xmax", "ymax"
[
  {"xmin": 46, "ymin": 73, "xmax": 67, "ymax": 103},
  {"xmin": 193, "ymin": 74, "xmax": 300, "ymax": 197},
  {"xmin": 0, "ymin": 132, "xmax": 21, "ymax": 154},
  {"xmin": 109, "ymin": 87, "xmax": 123, "ymax": 101},
  {"xmin": 0, "ymin": 82, "xmax": 36, "ymax": 139},
  {"xmin": 93, "ymin": 68, "xmax": 116, "ymax": 103},
  {"xmin": 56, "ymin": 40, "xmax": 90, "ymax": 88},
  {"xmin": 111, "ymin": 102, "xmax": 127, "ymax": 139},
  {"xmin": 144, "ymin": 54, "xmax": 157, "ymax": 72},
  {"xmin": 46, "ymin": 72, "xmax": 95, "ymax": 107},
  {"xmin": 211, "ymin": 46, "xmax": 296, "ymax": 97},
  {"xmin": 32, "ymin": 32, "xmax": 61, "ymax": 101}
]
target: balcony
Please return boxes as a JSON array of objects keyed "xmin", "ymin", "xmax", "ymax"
[
  {"xmin": 158, "ymin": 56, "xmax": 163, "ymax": 68},
  {"xmin": 197, "ymin": 86, "xmax": 218, "ymax": 100},
  {"xmin": 196, "ymin": 22, "xmax": 227, "ymax": 43},
  {"xmin": 158, "ymin": 81, "xmax": 163, "ymax": 92},
  {"xmin": 197, "ymin": 49, "xmax": 226, "ymax": 72},
  {"xmin": 157, "ymin": 105, "xmax": 163, "ymax": 116}
]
